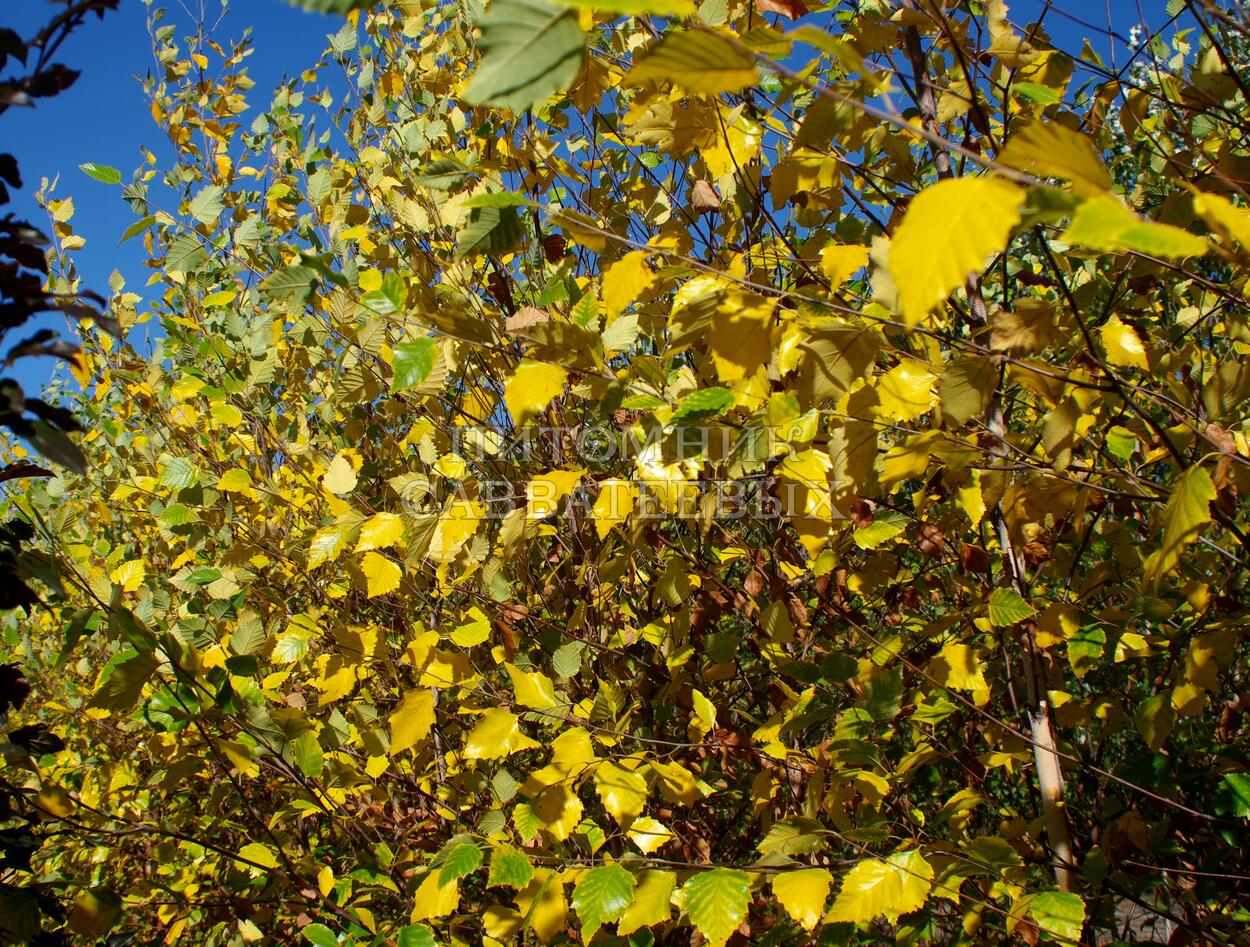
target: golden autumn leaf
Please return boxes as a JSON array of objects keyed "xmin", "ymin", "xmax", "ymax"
[{"xmin": 889, "ymin": 177, "xmax": 1024, "ymax": 326}]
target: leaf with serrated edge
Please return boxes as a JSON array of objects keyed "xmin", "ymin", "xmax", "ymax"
[
  {"xmin": 572, "ymin": 864, "xmax": 636, "ymax": 939},
  {"xmin": 680, "ymin": 868, "xmax": 751, "ymax": 947},
  {"xmin": 889, "ymin": 176, "xmax": 1024, "ymax": 326}
]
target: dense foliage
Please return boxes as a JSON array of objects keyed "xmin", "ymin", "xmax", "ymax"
[{"xmin": 4, "ymin": 0, "xmax": 1250, "ymax": 943}]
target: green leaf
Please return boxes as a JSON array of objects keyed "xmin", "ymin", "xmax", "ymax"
[
  {"xmin": 413, "ymin": 158, "xmax": 476, "ymax": 190},
  {"xmin": 461, "ymin": 190, "xmax": 533, "ymax": 208},
  {"xmin": 1134, "ymin": 693, "xmax": 1174, "ymax": 751},
  {"xmin": 158, "ymin": 503, "xmax": 196, "ymax": 527},
  {"xmin": 1028, "ymin": 891, "xmax": 1086, "ymax": 944},
  {"xmin": 462, "ymin": 0, "xmax": 587, "ymax": 111},
  {"xmin": 488, "ymin": 844, "xmax": 535, "ymax": 889},
  {"xmin": 79, "ymin": 163, "xmax": 121, "ymax": 185},
  {"xmin": 1143, "ymin": 465, "xmax": 1215, "ymax": 587},
  {"xmin": 189, "ymin": 185, "xmax": 225, "ymax": 225},
  {"xmin": 120, "ymin": 215, "xmax": 157, "ymax": 244},
  {"xmin": 456, "ymin": 205, "xmax": 524, "ymax": 257},
  {"xmin": 438, "ymin": 841, "xmax": 483, "ymax": 886},
  {"xmin": 1063, "ymin": 195, "xmax": 1207, "ymax": 259},
  {"xmin": 552, "ymin": 640, "xmax": 584, "ymax": 678},
  {"xmin": 397, "ymin": 925, "xmax": 437, "ymax": 947},
  {"xmin": 1219, "ymin": 773, "xmax": 1250, "ymax": 818},
  {"xmin": 166, "ymin": 233, "xmax": 208, "ymax": 274},
  {"xmin": 361, "ymin": 272, "xmax": 406, "ymax": 315},
  {"xmin": 987, "ymin": 587, "xmax": 1037, "ymax": 627},
  {"xmin": 1011, "ymin": 81, "xmax": 1061, "ymax": 104},
  {"xmin": 624, "ymin": 29, "xmax": 758, "ymax": 95},
  {"xmin": 852, "ymin": 510, "xmax": 907, "ymax": 550},
  {"xmin": 260, "ymin": 265, "xmax": 317, "ymax": 304},
  {"xmin": 110, "ymin": 608, "xmax": 157, "ymax": 652},
  {"xmin": 185, "ymin": 567, "xmax": 222, "ymax": 586},
  {"xmin": 672, "ymin": 387, "xmax": 734, "ymax": 422},
  {"xmin": 680, "ymin": 868, "xmax": 750, "ymax": 947},
  {"xmin": 230, "ymin": 613, "xmax": 267, "ymax": 656},
  {"xmin": 301, "ymin": 923, "xmax": 338, "ymax": 947},
  {"xmin": 573, "ymin": 864, "xmax": 637, "ymax": 939},
  {"xmin": 392, "ymin": 339, "xmax": 438, "ymax": 390},
  {"xmin": 89, "ymin": 649, "xmax": 158, "ymax": 711},
  {"xmin": 160, "ymin": 457, "xmax": 201, "ymax": 490}
]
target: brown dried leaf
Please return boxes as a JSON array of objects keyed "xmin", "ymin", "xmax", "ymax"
[
  {"xmin": 755, "ymin": 0, "xmax": 808, "ymax": 18},
  {"xmin": 505, "ymin": 305, "xmax": 551, "ymax": 334},
  {"xmin": 690, "ymin": 179, "xmax": 721, "ymax": 215}
]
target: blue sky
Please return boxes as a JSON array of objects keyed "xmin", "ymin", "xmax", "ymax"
[{"xmin": 3, "ymin": 0, "xmax": 346, "ymax": 393}]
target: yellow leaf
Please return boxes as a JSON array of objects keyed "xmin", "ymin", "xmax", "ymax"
[
  {"xmin": 527, "ymin": 468, "xmax": 586, "ymax": 519},
  {"xmin": 957, "ymin": 471, "xmax": 986, "ymax": 526},
  {"xmin": 890, "ymin": 177, "xmax": 1024, "ymax": 326},
  {"xmin": 506, "ymin": 663, "xmax": 561, "ymax": 710},
  {"xmin": 594, "ymin": 761, "xmax": 648, "ymax": 824},
  {"xmin": 356, "ymin": 512, "xmax": 405, "ymax": 551},
  {"xmin": 592, "ymin": 479, "xmax": 636, "ymax": 538},
  {"xmin": 929, "ymin": 643, "xmax": 988, "ymax": 691},
  {"xmin": 505, "ymin": 359, "xmax": 568, "ymax": 427},
  {"xmin": 359, "ymin": 551, "xmax": 402, "ymax": 598},
  {"xmin": 709, "ymin": 299, "xmax": 772, "ymax": 383},
  {"xmin": 1099, "ymin": 314, "xmax": 1149, "ymax": 370},
  {"xmin": 236, "ymin": 841, "xmax": 278, "ymax": 870},
  {"xmin": 648, "ymin": 759, "xmax": 701, "ymax": 805},
  {"xmin": 450, "ymin": 606, "xmax": 491, "ymax": 647},
  {"xmin": 464, "ymin": 708, "xmax": 539, "ymax": 759},
  {"xmin": 819, "ymin": 244, "xmax": 870, "ymax": 289},
  {"xmin": 1191, "ymin": 189, "xmax": 1250, "ymax": 252},
  {"xmin": 316, "ymin": 865, "xmax": 334, "ymax": 898},
  {"xmin": 874, "ymin": 358, "xmax": 937, "ymax": 422},
  {"xmin": 689, "ymin": 688, "xmax": 716, "ymax": 739},
  {"xmin": 825, "ymin": 850, "xmax": 933, "ymax": 924},
  {"xmin": 1143, "ymin": 465, "xmax": 1216, "ymax": 588},
  {"xmin": 217, "ymin": 468, "xmax": 252, "ymax": 493},
  {"xmin": 997, "ymin": 121, "xmax": 1112, "ymax": 196},
  {"xmin": 35, "ymin": 786, "xmax": 74, "ymax": 818},
  {"xmin": 1036, "ymin": 602, "xmax": 1081, "ymax": 649},
  {"xmin": 987, "ymin": 0, "xmax": 1038, "ymax": 67},
  {"xmin": 603, "ymin": 251, "xmax": 655, "ymax": 319},
  {"xmin": 389, "ymin": 688, "xmax": 435, "ymax": 755},
  {"xmin": 617, "ymin": 870, "xmax": 675, "ymax": 935},
  {"xmin": 110, "ymin": 560, "xmax": 145, "ymax": 593},
  {"xmin": 411, "ymin": 869, "xmax": 460, "ymax": 922},
  {"xmin": 308, "ymin": 525, "xmax": 350, "ymax": 569},
  {"xmin": 626, "ymin": 816, "xmax": 674, "ymax": 854},
  {"xmin": 624, "ymin": 29, "xmax": 757, "ymax": 95},
  {"xmin": 313, "ymin": 654, "xmax": 359, "ymax": 704},
  {"xmin": 516, "ymin": 869, "xmax": 568, "ymax": 943},
  {"xmin": 428, "ymin": 499, "xmax": 483, "ymax": 563},
  {"xmin": 483, "ymin": 904, "xmax": 524, "ymax": 940},
  {"xmin": 552, "ymin": 727, "xmax": 597, "ymax": 770},
  {"xmin": 772, "ymin": 868, "xmax": 832, "ymax": 931},
  {"xmin": 528, "ymin": 783, "xmax": 584, "ymax": 841},
  {"xmin": 322, "ymin": 453, "xmax": 357, "ymax": 494},
  {"xmin": 210, "ymin": 403, "xmax": 243, "ymax": 426}
]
